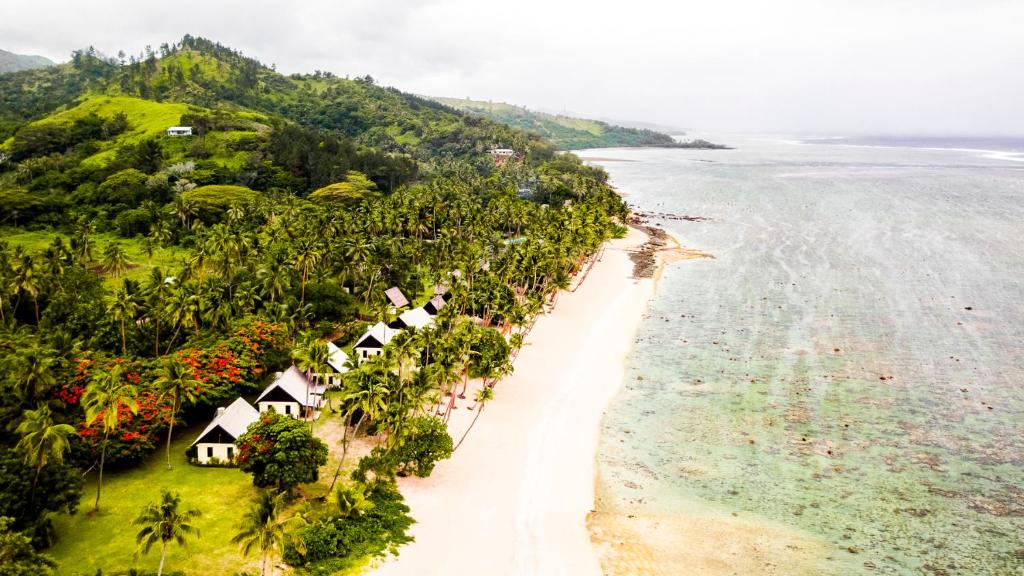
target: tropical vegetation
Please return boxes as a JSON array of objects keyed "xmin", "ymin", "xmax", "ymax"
[{"xmin": 0, "ymin": 35, "xmax": 629, "ymax": 574}]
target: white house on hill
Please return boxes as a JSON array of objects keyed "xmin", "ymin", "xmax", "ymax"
[
  {"xmin": 323, "ymin": 342, "xmax": 350, "ymax": 387},
  {"xmin": 166, "ymin": 126, "xmax": 193, "ymax": 136},
  {"xmin": 354, "ymin": 321, "xmax": 399, "ymax": 360},
  {"xmin": 191, "ymin": 397, "xmax": 258, "ymax": 464},
  {"xmin": 392, "ymin": 307, "xmax": 434, "ymax": 330},
  {"xmin": 256, "ymin": 366, "xmax": 326, "ymax": 419}
]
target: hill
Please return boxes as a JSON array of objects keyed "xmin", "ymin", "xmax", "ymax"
[
  {"xmin": 431, "ymin": 96, "xmax": 727, "ymax": 150},
  {"xmin": 0, "ymin": 48, "xmax": 54, "ymax": 73}
]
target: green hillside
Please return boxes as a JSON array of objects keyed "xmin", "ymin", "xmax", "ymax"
[
  {"xmin": 0, "ymin": 37, "xmax": 629, "ymax": 575},
  {"xmin": 0, "ymin": 48, "xmax": 54, "ymax": 73},
  {"xmin": 431, "ymin": 96, "xmax": 727, "ymax": 150}
]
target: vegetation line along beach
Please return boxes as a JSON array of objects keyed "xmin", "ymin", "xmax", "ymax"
[{"xmin": 0, "ymin": 35, "xmax": 662, "ymax": 576}]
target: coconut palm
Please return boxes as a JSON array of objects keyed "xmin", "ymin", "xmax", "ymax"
[
  {"xmin": 108, "ymin": 281, "xmax": 140, "ymax": 355},
  {"xmin": 133, "ymin": 489, "xmax": 201, "ymax": 576},
  {"xmin": 232, "ymin": 491, "xmax": 305, "ymax": 576},
  {"xmin": 154, "ymin": 357, "xmax": 200, "ymax": 470},
  {"xmin": 81, "ymin": 364, "xmax": 138, "ymax": 511},
  {"xmin": 102, "ymin": 242, "xmax": 130, "ymax": 277},
  {"xmin": 328, "ymin": 362, "xmax": 392, "ymax": 493},
  {"xmin": 15, "ymin": 403, "xmax": 77, "ymax": 489},
  {"xmin": 453, "ymin": 385, "xmax": 494, "ymax": 451}
]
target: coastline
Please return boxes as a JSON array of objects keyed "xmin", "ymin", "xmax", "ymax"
[{"xmin": 369, "ymin": 225, "xmax": 661, "ymax": 575}]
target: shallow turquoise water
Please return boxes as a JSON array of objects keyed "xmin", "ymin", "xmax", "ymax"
[{"xmin": 590, "ymin": 137, "xmax": 1024, "ymax": 575}]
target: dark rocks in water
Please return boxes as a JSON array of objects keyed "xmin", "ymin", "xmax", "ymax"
[
  {"xmin": 964, "ymin": 306, "xmax": 974, "ymax": 310},
  {"xmin": 627, "ymin": 224, "xmax": 668, "ymax": 278}
]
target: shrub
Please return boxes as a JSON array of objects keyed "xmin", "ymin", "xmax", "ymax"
[{"xmin": 235, "ymin": 410, "xmax": 328, "ymax": 492}]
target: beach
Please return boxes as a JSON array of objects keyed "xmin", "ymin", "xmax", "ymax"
[{"xmin": 370, "ymin": 226, "xmax": 663, "ymax": 575}]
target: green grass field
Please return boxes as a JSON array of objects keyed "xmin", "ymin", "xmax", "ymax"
[
  {"xmin": 0, "ymin": 228, "xmax": 187, "ymax": 289},
  {"xmin": 49, "ymin": 424, "xmax": 261, "ymax": 576}
]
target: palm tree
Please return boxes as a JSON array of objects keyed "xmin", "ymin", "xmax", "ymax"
[
  {"xmin": 15, "ymin": 403, "xmax": 77, "ymax": 490},
  {"xmin": 81, "ymin": 364, "xmax": 138, "ymax": 511},
  {"xmin": 291, "ymin": 333, "xmax": 330, "ymax": 421},
  {"xmin": 9, "ymin": 346, "xmax": 56, "ymax": 406},
  {"xmin": 333, "ymin": 482, "xmax": 374, "ymax": 518},
  {"xmin": 154, "ymin": 357, "xmax": 200, "ymax": 470},
  {"xmin": 453, "ymin": 385, "xmax": 494, "ymax": 451},
  {"xmin": 102, "ymin": 243, "xmax": 130, "ymax": 278},
  {"xmin": 328, "ymin": 363, "xmax": 391, "ymax": 493},
  {"xmin": 232, "ymin": 491, "xmax": 305, "ymax": 576},
  {"xmin": 133, "ymin": 489, "xmax": 201, "ymax": 576},
  {"xmin": 108, "ymin": 282, "xmax": 140, "ymax": 355}
]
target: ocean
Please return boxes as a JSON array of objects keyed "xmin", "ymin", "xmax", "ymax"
[{"xmin": 585, "ymin": 136, "xmax": 1024, "ymax": 575}]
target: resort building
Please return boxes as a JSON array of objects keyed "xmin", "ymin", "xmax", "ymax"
[
  {"xmin": 423, "ymin": 294, "xmax": 447, "ymax": 316},
  {"xmin": 190, "ymin": 397, "xmax": 258, "ymax": 464},
  {"xmin": 166, "ymin": 126, "xmax": 193, "ymax": 136},
  {"xmin": 323, "ymin": 341, "xmax": 350, "ymax": 387},
  {"xmin": 354, "ymin": 321, "xmax": 400, "ymax": 359},
  {"xmin": 255, "ymin": 366, "xmax": 326, "ymax": 419},
  {"xmin": 487, "ymin": 148, "xmax": 515, "ymax": 157},
  {"xmin": 391, "ymin": 306, "xmax": 434, "ymax": 330},
  {"xmin": 384, "ymin": 286, "xmax": 410, "ymax": 309}
]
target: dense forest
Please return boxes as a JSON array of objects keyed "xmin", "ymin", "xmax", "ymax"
[
  {"xmin": 431, "ymin": 96, "xmax": 729, "ymax": 150},
  {"xmin": 0, "ymin": 36, "xmax": 629, "ymax": 575}
]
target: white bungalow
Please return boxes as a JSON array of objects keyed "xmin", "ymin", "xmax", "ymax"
[
  {"xmin": 323, "ymin": 342, "xmax": 350, "ymax": 387},
  {"xmin": 423, "ymin": 295, "xmax": 447, "ymax": 316},
  {"xmin": 487, "ymin": 147, "xmax": 515, "ymax": 157},
  {"xmin": 256, "ymin": 366, "xmax": 326, "ymax": 419},
  {"xmin": 353, "ymin": 321, "xmax": 400, "ymax": 360},
  {"xmin": 392, "ymin": 307, "xmax": 434, "ymax": 330},
  {"xmin": 190, "ymin": 397, "xmax": 258, "ymax": 464},
  {"xmin": 166, "ymin": 126, "xmax": 193, "ymax": 136}
]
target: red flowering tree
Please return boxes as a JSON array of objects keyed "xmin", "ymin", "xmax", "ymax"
[
  {"xmin": 174, "ymin": 320, "xmax": 289, "ymax": 409},
  {"xmin": 60, "ymin": 358, "xmax": 174, "ymax": 466}
]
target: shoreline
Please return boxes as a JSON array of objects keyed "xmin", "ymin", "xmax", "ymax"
[{"xmin": 369, "ymin": 225, "xmax": 662, "ymax": 575}]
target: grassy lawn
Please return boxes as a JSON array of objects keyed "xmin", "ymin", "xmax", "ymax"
[
  {"xmin": 0, "ymin": 228, "xmax": 187, "ymax": 289},
  {"xmin": 49, "ymin": 424, "xmax": 261, "ymax": 576},
  {"xmin": 47, "ymin": 409, "xmax": 372, "ymax": 576}
]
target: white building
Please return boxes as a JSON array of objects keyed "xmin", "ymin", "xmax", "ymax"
[
  {"xmin": 353, "ymin": 321, "xmax": 400, "ymax": 360},
  {"xmin": 190, "ymin": 397, "xmax": 259, "ymax": 465},
  {"xmin": 487, "ymin": 148, "xmax": 514, "ymax": 157},
  {"xmin": 166, "ymin": 126, "xmax": 193, "ymax": 136},
  {"xmin": 322, "ymin": 342, "xmax": 350, "ymax": 387},
  {"xmin": 256, "ymin": 366, "xmax": 326, "ymax": 419},
  {"xmin": 392, "ymin": 307, "xmax": 434, "ymax": 330}
]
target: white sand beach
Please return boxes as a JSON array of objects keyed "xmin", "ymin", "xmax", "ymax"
[{"xmin": 370, "ymin": 226, "xmax": 657, "ymax": 576}]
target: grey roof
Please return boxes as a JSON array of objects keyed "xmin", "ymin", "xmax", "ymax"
[
  {"xmin": 384, "ymin": 286, "xmax": 410, "ymax": 308},
  {"xmin": 425, "ymin": 295, "xmax": 447, "ymax": 315},
  {"xmin": 191, "ymin": 397, "xmax": 259, "ymax": 446},
  {"xmin": 256, "ymin": 366, "xmax": 326, "ymax": 407},
  {"xmin": 326, "ymin": 342, "xmax": 350, "ymax": 373}
]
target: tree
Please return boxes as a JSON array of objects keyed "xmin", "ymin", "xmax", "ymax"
[
  {"xmin": 328, "ymin": 361, "xmax": 392, "ymax": 493},
  {"xmin": 387, "ymin": 415, "xmax": 452, "ymax": 477},
  {"xmin": 15, "ymin": 404, "xmax": 76, "ymax": 490},
  {"xmin": 232, "ymin": 491, "xmax": 305, "ymax": 576},
  {"xmin": 454, "ymin": 385, "xmax": 494, "ymax": 451},
  {"xmin": 0, "ymin": 517, "xmax": 56, "ymax": 576},
  {"xmin": 235, "ymin": 410, "xmax": 328, "ymax": 493},
  {"xmin": 108, "ymin": 281, "xmax": 139, "ymax": 354},
  {"xmin": 154, "ymin": 357, "xmax": 200, "ymax": 470},
  {"xmin": 81, "ymin": 364, "xmax": 138, "ymax": 511},
  {"xmin": 0, "ymin": 449, "xmax": 83, "ymax": 548},
  {"xmin": 133, "ymin": 489, "xmax": 201, "ymax": 576},
  {"xmin": 101, "ymin": 242, "xmax": 130, "ymax": 277}
]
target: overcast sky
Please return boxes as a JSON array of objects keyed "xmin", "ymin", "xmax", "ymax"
[{"xmin": 2, "ymin": 0, "xmax": 1022, "ymax": 135}]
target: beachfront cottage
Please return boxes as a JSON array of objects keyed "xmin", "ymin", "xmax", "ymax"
[
  {"xmin": 255, "ymin": 366, "xmax": 326, "ymax": 419},
  {"xmin": 423, "ymin": 295, "xmax": 447, "ymax": 316},
  {"xmin": 354, "ymin": 321, "xmax": 399, "ymax": 359},
  {"xmin": 166, "ymin": 126, "xmax": 193, "ymax": 136},
  {"xmin": 190, "ymin": 397, "xmax": 258, "ymax": 464},
  {"xmin": 323, "ymin": 341, "xmax": 350, "ymax": 387},
  {"xmin": 384, "ymin": 286, "xmax": 410, "ymax": 309},
  {"xmin": 391, "ymin": 307, "xmax": 434, "ymax": 330}
]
